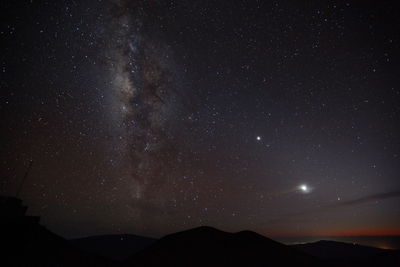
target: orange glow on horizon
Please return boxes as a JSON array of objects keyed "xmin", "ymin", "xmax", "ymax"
[
  {"xmin": 377, "ymin": 245, "xmax": 394, "ymax": 250},
  {"xmin": 261, "ymin": 227, "xmax": 400, "ymax": 238},
  {"xmin": 323, "ymin": 228, "xmax": 400, "ymax": 237}
]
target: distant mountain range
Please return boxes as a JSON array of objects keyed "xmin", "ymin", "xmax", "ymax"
[
  {"xmin": 5, "ymin": 221, "xmax": 400, "ymax": 266},
  {"xmin": 127, "ymin": 226, "xmax": 324, "ymax": 266},
  {"xmin": 70, "ymin": 234, "xmax": 156, "ymax": 261},
  {"xmin": 71, "ymin": 227, "xmax": 400, "ymax": 267},
  {"xmin": 294, "ymin": 240, "xmax": 400, "ymax": 267},
  {"xmin": 2, "ymin": 195, "xmax": 399, "ymax": 267},
  {"xmin": 69, "ymin": 227, "xmax": 400, "ymax": 267}
]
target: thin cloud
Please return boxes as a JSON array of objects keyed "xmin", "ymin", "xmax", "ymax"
[
  {"xmin": 329, "ymin": 191, "xmax": 400, "ymax": 208},
  {"xmin": 262, "ymin": 191, "xmax": 400, "ymax": 226}
]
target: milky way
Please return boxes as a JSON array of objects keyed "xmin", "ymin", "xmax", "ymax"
[{"xmin": 107, "ymin": 0, "xmax": 187, "ymax": 227}]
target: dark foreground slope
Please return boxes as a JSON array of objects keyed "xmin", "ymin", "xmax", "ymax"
[
  {"xmin": 294, "ymin": 240, "xmax": 400, "ymax": 267},
  {"xmin": 1, "ymin": 196, "xmax": 117, "ymax": 267},
  {"xmin": 127, "ymin": 226, "xmax": 325, "ymax": 267},
  {"xmin": 2, "ymin": 220, "xmax": 118, "ymax": 267},
  {"xmin": 71, "ymin": 234, "xmax": 156, "ymax": 261}
]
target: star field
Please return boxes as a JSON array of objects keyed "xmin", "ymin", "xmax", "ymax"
[{"xmin": 1, "ymin": 0, "xmax": 400, "ymax": 239}]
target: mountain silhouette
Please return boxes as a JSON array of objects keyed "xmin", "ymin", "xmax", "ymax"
[
  {"xmin": 127, "ymin": 226, "xmax": 325, "ymax": 267},
  {"xmin": 3, "ymin": 196, "xmax": 398, "ymax": 266},
  {"xmin": 294, "ymin": 240, "xmax": 400, "ymax": 267},
  {"xmin": 71, "ymin": 234, "xmax": 156, "ymax": 261},
  {"xmin": 1, "ymin": 196, "xmax": 116, "ymax": 266}
]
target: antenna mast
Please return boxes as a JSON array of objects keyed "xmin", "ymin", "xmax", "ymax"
[{"xmin": 16, "ymin": 160, "xmax": 33, "ymax": 198}]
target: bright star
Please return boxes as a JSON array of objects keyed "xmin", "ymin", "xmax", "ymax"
[
  {"xmin": 256, "ymin": 136, "xmax": 261, "ymax": 141},
  {"xmin": 299, "ymin": 184, "xmax": 311, "ymax": 193}
]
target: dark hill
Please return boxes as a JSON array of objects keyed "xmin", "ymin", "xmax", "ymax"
[
  {"xmin": 294, "ymin": 240, "xmax": 400, "ymax": 267},
  {"xmin": 1, "ymin": 196, "xmax": 116, "ymax": 266},
  {"xmin": 2, "ymin": 221, "xmax": 117, "ymax": 267},
  {"xmin": 70, "ymin": 234, "xmax": 156, "ymax": 261},
  {"xmin": 127, "ymin": 226, "xmax": 325, "ymax": 267}
]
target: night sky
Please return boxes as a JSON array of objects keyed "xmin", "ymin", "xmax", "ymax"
[{"xmin": 2, "ymin": 0, "xmax": 400, "ymax": 241}]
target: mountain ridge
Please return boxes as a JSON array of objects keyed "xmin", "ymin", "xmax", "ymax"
[
  {"xmin": 128, "ymin": 226, "xmax": 325, "ymax": 267},
  {"xmin": 70, "ymin": 234, "xmax": 156, "ymax": 261}
]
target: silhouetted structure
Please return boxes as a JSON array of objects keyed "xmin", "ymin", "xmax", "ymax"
[
  {"xmin": 0, "ymin": 196, "xmax": 40, "ymax": 225},
  {"xmin": 16, "ymin": 160, "xmax": 33, "ymax": 198}
]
